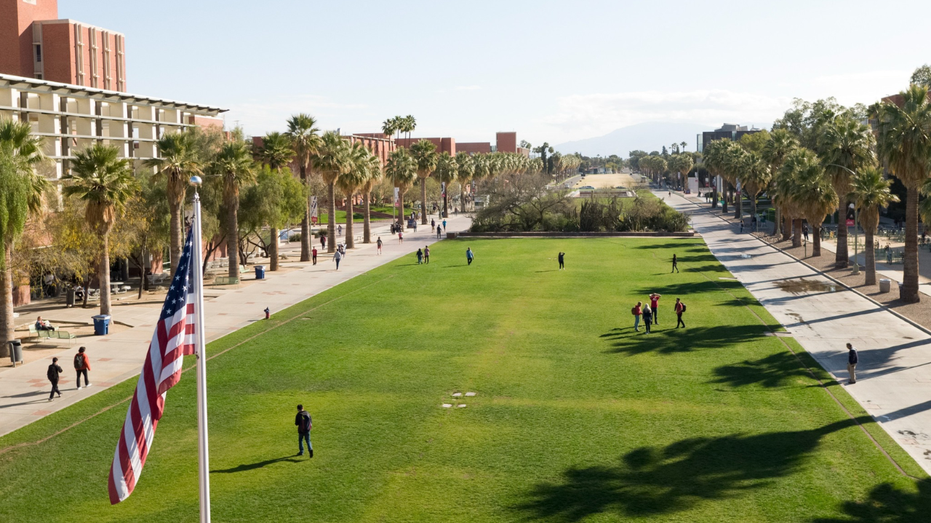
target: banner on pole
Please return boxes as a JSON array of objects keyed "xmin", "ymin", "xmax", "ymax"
[{"xmin": 394, "ymin": 187, "xmax": 400, "ymax": 208}]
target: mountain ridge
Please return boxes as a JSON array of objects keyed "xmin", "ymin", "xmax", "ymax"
[{"xmin": 553, "ymin": 122, "xmax": 712, "ymax": 157}]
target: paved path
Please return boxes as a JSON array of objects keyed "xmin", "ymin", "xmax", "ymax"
[
  {"xmin": 663, "ymin": 191, "xmax": 931, "ymax": 475},
  {"xmin": 0, "ymin": 215, "xmax": 471, "ymax": 438}
]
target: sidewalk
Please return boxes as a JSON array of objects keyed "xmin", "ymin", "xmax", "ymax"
[
  {"xmin": 0, "ymin": 214, "xmax": 471, "ymax": 438},
  {"xmin": 664, "ymin": 191, "xmax": 931, "ymax": 475}
]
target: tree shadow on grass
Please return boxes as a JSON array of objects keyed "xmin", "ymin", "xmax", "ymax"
[
  {"xmin": 602, "ymin": 324, "xmax": 770, "ymax": 355},
  {"xmin": 812, "ymin": 478, "xmax": 931, "ymax": 523},
  {"xmin": 515, "ymin": 418, "xmax": 862, "ymax": 521},
  {"xmin": 212, "ymin": 455, "xmax": 303, "ymax": 473},
  {"xmin": 711, "ymin": 351, "xmax": 813, "ymax": 388}
]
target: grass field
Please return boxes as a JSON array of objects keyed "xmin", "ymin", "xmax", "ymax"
[{"xmin": 1, "ymin": 238, "xmax": 928, "ymax": 522}]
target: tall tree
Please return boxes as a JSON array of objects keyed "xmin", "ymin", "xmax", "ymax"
[
  {"xmin": 434, "ymin": 152, "xmax": 458, "ymax": 218},
  {"xmin": 386, "ymin": 149, "xmax": 417, "ymax": 230},
  {"xmin": 211, "ymin": 140, "xmax": 255, "ymax": 279},
  {"xmin": 360, "ymin": 151, "xmax": 383, "ymax": 244},
  {"xmin": 145, "ymin": 130, "xmax": 201, "ymax": 277},
  {"xmin": 410, "ymin": 139, "xmax": 438, "ymax": 224},
  {"xmin": 855, "ymin": 167, "xmax": 899, "ymax": 285},
  {"xmin": 336, "ymin": 142, "xmax": 374, "ymax": 249},
  {"xmin": 762, "ymin": 129, "xmax": 799, "ymax": 238},
  {"xmin": 286, "ymin": 114, "xmax": 322, "ymax": 262},
  {"xmin": 738, "ymin": 151, "xmax": 771, "ymax": 228},
  {"xmin": 874, "ymin": 85, "xmax": 931, "ymax": 302},
  {"xmin": 534, "ymin": 143, "xmax": 551, "ymax": 174},
  {"xmin": 818, "ymin": 112, "xmax": 876, "ymax": 268},
  {"xmin": 63, "ymin": 144, "xmax": 136, "ymax": 317},
  {"xmin": 0, "ymin": 119, "xmax": 48, "ymax": 356},
  {"xmin": 455, "ymin": 152, "xmax": 474, "ymax": 213},
  {"xmin": 911, "ymin": 64, "xmax": 931, "ymax": 88},
  {"xmin": 786, "ymin": 149, "xmax": 837, "ymax": 256},
  {"xmin": 256, "ymin": 132, "xmax": 294, "ymax": 171},
  {"xmin": 240, "ymin": 166, "xmax": 305, "ymax": 271},
  {"xmin": 313, "ymin": 132, "xmax": 350, "ymax": 251}
]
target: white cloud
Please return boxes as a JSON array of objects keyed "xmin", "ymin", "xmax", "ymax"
[
  {"xmin": 455, "ymin": 85, "xmax": 482, "ymax": 91},
  {"xmin": 803, "ymin": 69, "xmax": 911, "ymax": 106},
  {"xmin": 538, "ymin": 90, "xmax": 792, "ymax": 142}
]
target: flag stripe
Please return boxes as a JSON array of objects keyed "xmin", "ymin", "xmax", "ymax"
[{"xmin": 109, "ymin": 227, "xmax": 199, "ymax": 504}]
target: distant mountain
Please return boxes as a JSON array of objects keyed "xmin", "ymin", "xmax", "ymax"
[{"xmin": 553, "ymin": 122, "xmax": 711, "ymax": 157}]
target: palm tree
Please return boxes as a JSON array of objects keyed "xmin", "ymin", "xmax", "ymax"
[
  {"xmin": 776, "ymin": 149, "xmax": 809, "ymax": 248},
  {"xmin": 0, "ymin": 119, "xmax": 48, "ymax": 355},
  {"xmin": 313, "ymin": 132, "xmax": 350, "ymax": 252},
  {"xmin": 874, "ymin": 85, "xmax": 931, "ymax": 302},
  {"xmin": 381, "ymin": 119, "xmax": 396, "ymax": 141},
  {"xmin": 146, "ymin": 130, "xmax": 200, "ymax": 277},
  {"xmin": 455, "ymin": 152, "xmax": 474, "ymax": 212},
  {"xmin": 336, "ymin": 142, "xmax": 373, "ymax": 249},
  {"xmin": 702, "ymin": 140, "xmax": 729, "ymax": 211},
  {"xmin": 286, "ymin": 113, "xmax": 322, "ymax": 262},
  {"xmin": 854, "ymin": 167, "xmax": 899, "ymax": 285},
  {"xmin": 63, "ymin": 144, "xmax": 136, "ymax": 317},
  {"xmin": 386, "ymin": 149, "xmax": 417, "ymax": 230},
  {"xmin": 434, "ymin": 152, "xmax": 458, "ymax": 217},
  {"xmin": 738, "ymin": 151, "xmax": 770, "ymax": 229},
  {"xmin": 789, "ymin": 149, "xmax": 838, "ymax": 257},
  {"xmin": 673, "ymin": 154, "xmax": 693, "ymax": 190},
  {"xmin": 402, "ymin": 115, "xmax": 416, "ymax": 142},
  {"xmin": 410, "ymin": 139, "xmax": 438, "ymax": 224},
  {"xmin": 762, "ymin": 129, "xmax": 798, "ymax": 238},
  {"xmin": 257, "ymin": 132, "xmax": 294, "ymax": 171},
  {"xmin": 361, "ymin": 152, "xmax": 383, "ymax": 244},
  {"xmin": 819, "ymin": 113, "xmax": 876, "ymax": 268},
  {"xmin": 211, "ymin": 140, "xmax": 255, "ymax": 280}
]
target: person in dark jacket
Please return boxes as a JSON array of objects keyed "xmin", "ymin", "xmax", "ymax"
[
  {"xmin": 295, "ymin": 404, "xmax": 313, "ymax": 457},
  {"xmin": 47, "ymin": 357, "xmax": 63, "ymax": 401},
  {"xmin": 642, "ymin": 305, "xmax": 653, "ymax": 334},
  {"xmin": 846, "ymin": 343, "xmax": 858, "ymax": 384},
  {"xmin": 671, "ymin": 254, "xmax": 679, "ymax": 273},
  {"xmin": 74, "ymin": 346, "xmax": 91, "ymax": 389},
  {"xmin": 558, "ymin": 252, "xmax": 565, "ymax": 270}
]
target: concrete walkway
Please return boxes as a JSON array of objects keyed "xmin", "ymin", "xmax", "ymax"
[
  {"xmin": 0, "ymin": 215, "xmax": 471, "ymax": 438},
  {"xmin": 663, "ymin": 191, "xmax": 931, "ymax": 475}
]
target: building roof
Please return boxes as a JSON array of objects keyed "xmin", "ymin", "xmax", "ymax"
[{"xmin": 0, "ymin": 72, "xmax": 226, "ymax": 114}]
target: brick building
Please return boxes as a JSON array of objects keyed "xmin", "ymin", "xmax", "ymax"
[{"xmin": 0, "ymin": 0, "xmax": 127, "ymax": 91}]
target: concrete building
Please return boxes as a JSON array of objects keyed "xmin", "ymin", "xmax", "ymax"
[
  {"xmin": 0, "ymin": 0, "xmax": 127, "ymax": 91},
  {"xmin": 395, "ymin": 136, "xmax": 456, "ymax": 155},
  {"xmin": 700, "ymin": 123, "xmax": 762, "ymax": 152}
]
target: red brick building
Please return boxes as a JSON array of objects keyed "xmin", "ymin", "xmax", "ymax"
[{"xmin": 0, "ymin": 0, "xmax": 127, "ymax": 91}]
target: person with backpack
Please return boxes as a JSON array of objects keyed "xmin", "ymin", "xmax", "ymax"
[
  {"xmin": 74, "ymin": 346, "xmax": 91, "ymax": 389},
  {"xmin": 416, "ymin": 248, "xmax": 424, "ymax": 264},
  {"xmin": 632, "ymin": 301, "xmax": 643, "ymax": 331},
  {"xmin": 47, "ymin": 357, "xmax": 63, "ymax": 401},
  {"xmin": 642, "ymin": 305, "xmax": 653, "ymax": 334},
  {"xmin": 437, "ymin": 225, "xmax": 442, "ymax": 239},
  {"xmin": 675, "ymin": 298, "xmax": 686, "ymax": 328},
  {"xmin": 466, "ymin": 247, "xmax": 475, "ymax": 266},
  {"xmin": 295, "ymin": 404, "xmax": 313, "ymax": 457},
  {"xmin": 376, "ymin": 237, "xmax": 383, "ymax": 255},
  {"xmin": 846, "ymin": 343, "xmax": 858, "ymax": 384},
  {"xmin": 312, "ymin": 246, "xmax": 318, "ymax": 265}
]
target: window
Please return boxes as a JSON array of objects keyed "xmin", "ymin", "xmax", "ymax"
[{"xmin": 35, "ymin": 44, "xmax": 41, "ymax": 62}]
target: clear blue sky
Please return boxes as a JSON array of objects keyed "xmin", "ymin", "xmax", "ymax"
[{"xmin": 66, "ymin": 0, "xmax": 931, "ymax": 149}]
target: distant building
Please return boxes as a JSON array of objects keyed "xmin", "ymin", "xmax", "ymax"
[{"xmin": 700, "ymin": 123, "xmax": 762, "ymax": 152}]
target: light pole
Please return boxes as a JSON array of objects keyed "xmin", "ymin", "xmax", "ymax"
[{"xmin": 826, "ymin": 164, "xmax": 860, "ymax": 274}]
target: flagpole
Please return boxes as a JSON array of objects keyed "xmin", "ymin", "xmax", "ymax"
[{"xmin": 190, "ymin": 176, "xmax": 212, "ymax": 523}]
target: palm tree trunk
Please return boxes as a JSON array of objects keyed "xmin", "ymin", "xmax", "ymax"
[
  {"xmin": 421, "ymin": 178, "xmax": 429, "ymax": 224},
  {"xmin": 0, "ymin": 242, "xmax": 13, "ymax": 357},
  {"xmin": 721, "ymin": 182, "xmax": 728, "ymax": 214},
  {"xmin": 773, "ymin": 207, "xmax": 781, "ymax": 236},
  {"xmin": 460, "ymin": 184, "xmax": 466, "ymax": 215},
  {"xmin": 751, "ymin": 197, "xmax": 758, "ymax": 233},
  {"xmin": 734, "ymin": 187, "xmax": 742, "ymax": 220},
  {"xmin": 398, "ymin": 190, "xmax": 406, "ymax": 230},
  {"xmin": 901, "ymin": 184, "xmax": 920, "ymax": 302},
  {"xmin": 228, "ymin": 196, "xmax": 240, "ymax": 279},
  {"xmin": 100, "ymin": 234, "xmax": 112, "ymax": 317},
  {"xmin": 865, "ymin": 229, "xmax": 876, "ymax": 286},
  {"xmin": 813, "ymin": 222, "xmax": 822, "ymax": 256},
  {"xmin": 269, "ymin": 226, "xmax": 279, "ymax": 271},
  {"xmin": 782, "ymin": 215, "xmax": 791, "ymax": 242},
  {"xmin": 327, "ymin": 182, "xmax": 337, "ymax": 253},
  {"xmin": 169, "ymin": 200, "xmax": 183, "ymax": 278},
  {"xmin": 300, "ymin": 165, "xmax": 311, "ymax": 262},
  {"xmin": 363, "ymin": 192, "xmax": 372, "ymax": 244},
  {"xmin": 793, "ymin": 219, "xmax": 802, "ymax": 248},
  {"xmin": 346, "ymin": 194, "xmax": 355, "ymax": 249},
  {"xmin": 835, "ymin": 201, "xmax": 848, "ymax": 268}
]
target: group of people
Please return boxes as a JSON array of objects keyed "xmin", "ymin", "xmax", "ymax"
[
  {"xmin": 631, "ymin": 293, "xmax": 687, "ymax": 334},
  {"xmin": 46, "ymin": 346, "xmax": 92, "ymax": 401}
]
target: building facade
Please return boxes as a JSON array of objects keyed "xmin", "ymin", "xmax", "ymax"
[{"xmin": 700, "ymin": 123, "xmax": 762, "ymax": 152}]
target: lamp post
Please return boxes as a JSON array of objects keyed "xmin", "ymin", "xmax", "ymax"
[{"xmin": 826, "ymin": 164, "xmax": 860, "ymax": 274}]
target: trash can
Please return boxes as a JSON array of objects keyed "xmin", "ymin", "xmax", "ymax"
[
  {"xmin": 66, "ymin": 288, "xmax": 75, "ymax": 307},
  {"xmin": 8, "ymin": 339, "xmax": 22, "ymax": 366},
  {"xmin": 879, "ymin": 279, "xmax": 891, "ymax": 293},
  {"xmin": 255, "ymin": 265, "xmax": 266, "ymax": 280},
  {"xmin": 92, "ymin": 314, "xmax": 111, "ymax": 336}
]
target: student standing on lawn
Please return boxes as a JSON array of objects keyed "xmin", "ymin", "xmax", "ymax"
[
  {"xmin": 649, "ymin": 293, "xmax": 661, "ymax": 324},
  {"xmin": 671, "ymin": 254, "xmax": 679, "ymax": 273},
  {"xmin": 376, "ymin": 237, "xmax": 383, "ymax": 255},
  {"xmin": 466, "ymin": 247, "xmax": 474, "ymax": 265},
  {"xmin": 47, "ymin": 357, "xmax": 63, "ymax": 401},
  {"xmin": 558, "ymin": 252, "xmax": 565, "ymax": 270},
  {"xmin": 675, "ymin": 298, "xmax": 686, "ymax": 328},
  {"xmin": 424, "ymin": 246, "xmax": 430, "ymax": 264},
  {"xmin": 632, "ymin": 301, "xmax": 643, "ymax": 331},
  {"xmin": 642, "ymin": 305, "xmax": 653, "ymax": 334},
  {"xmin": 295, "ymin": 404, "xmax": 313, "ymax": 457},
  {"xmin": 846, "ymin": 343, "xmax": 858, "ymax": 384},
  {"xmin": 74, "ymin": 347, "xmax": 91, "ymax": 389},
  {"xmin": 416, "ymin": 248, "xmax": 424, "ymax": 264}
]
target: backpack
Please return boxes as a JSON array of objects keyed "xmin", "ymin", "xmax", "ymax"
[
  {"xmin": 680, "ymin": 303, "xmax": 687, "ymax": 313},
  {"xmin": 74, "ymin": 354, "xmax": 83, "ymax": 370},
  {"xmin": 631, "ymin": 307, "xmax": 637, "ymax": 316},
  {"xmin": 47, "ymin": 364, "xmax": 57, "ymax": 381},
  {"xmin": 300, "ymin": 412, "xmax": 311, "ymax": 432}
]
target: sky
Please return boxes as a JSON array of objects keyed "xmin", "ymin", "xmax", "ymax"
[{"xmin": 65, "ymin": 0, "xmax": 931, "ymax": 150}]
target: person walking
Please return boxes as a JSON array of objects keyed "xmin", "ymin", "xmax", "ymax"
[
  {"xmin": 333, "ymin": 249, "xmax": 342, "ymax": 270},
  {"xmin": 675, "ymin": 298, "xmax": 686, "ymax": 328},
  {"xmin": 416, "ymin": 248, "xmax": 424, "ymax": 264},
  {"xmin": 846, "ymin": 343, "xmax": 858, "ymax": 384},
  {"xmin": 321, "ymin": 235, "xmax": 327, "ymax": 250},
  {"xmin": 47, "ymin": 357, "xmax": 63, "ymax": 401},
  {"xmin": 437, "ymin": 225, "xmax": 442, "ymax": 239},
  {"xmin": 442, "ymin": 219, "xmax": 447, "ymax": 231},
  {"xmin": 376, "ymin": 237, "xmax": 383, "ymax": 255},
  {"xmin": 558, "ymin": 252, "xmax": 565, "ymax": 270},
  {"xmin": 398, "ymin": 230, "xmax": 404, "ymax": 244},
  {"xmin": 74, "ymin": 347, "xmax": 91, "ymax": 389},
  {"xmin": 312, "ymin": 246, "xmax": 318, "ymax": 265},
  {"xmin": 649, "ymin": 293, "xmax": 661, "ymax": 324},
  {"xmin": 803, "ymin": 223, "xmax": 810, "ymax": 242},
  {"xmin": 337, "ymin": 224, "xmax": 343, "ymax": 237},
  {"xmin": 642, "ymin": 305, "xmax": 653, "ymax": 334},
  {"xmin": 466, "ymin": 247, "xmax": 474, "ymax": 266},
  {"xmin": 431, "ymin": 218, "xmax": 436, "ymax": 230},
  {"xmin": 671, "ymin": 254, "xmax": 679, "ymax": 273},
  {"xmin": 632, "ymin": 301, "xmax": 642, "ymax": 331},
  {"xmin": 424, "ymin": 246, "xmax": 430, "ymax": 264},
  {"xmin": 295, "ymin": 404, "xmax": 313, "ymax": 457}
]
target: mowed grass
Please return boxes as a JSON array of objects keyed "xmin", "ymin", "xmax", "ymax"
[{"xmin": 1, "ymin": 238, "xmax": 928, "ymax": 522}]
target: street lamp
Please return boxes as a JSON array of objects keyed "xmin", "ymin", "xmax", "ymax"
[{"xmin": 826, "ymin": 164, "xmax": 860, "ymax": 275}]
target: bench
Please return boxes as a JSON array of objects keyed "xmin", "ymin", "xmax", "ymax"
[
  {"xmin": 27, "ymin": 325, "xmax": 75, "ymax": 345},
  {"xmin": 214, "ymin": 276, "xmax": 239, "ymax": 285}
]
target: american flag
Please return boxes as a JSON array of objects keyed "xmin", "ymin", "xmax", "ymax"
[{"xmin": 108, "ymin": 227, "xmax": 198, "ymax": 504}]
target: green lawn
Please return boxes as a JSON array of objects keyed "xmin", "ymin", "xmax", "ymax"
[{"xmin": 0, "ymin": 238, "xmax": 927, "ymax": 522}]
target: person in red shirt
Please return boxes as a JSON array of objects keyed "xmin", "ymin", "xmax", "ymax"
[
  {"xmin": 649, "ymin": 293, "xmax": 661, "ymax": 325},
  {"xmin": 74, "ymin": 346, "xmax": 91, "ymax": 389},
  {"xmin": 632, "ymin": 301, "xmax": 643, "ymax": 331},
  {"xmin": 675, "ymin": 298, "xmax": 686, "ymax": 328}
]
